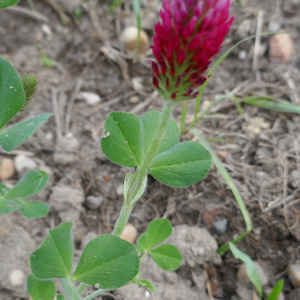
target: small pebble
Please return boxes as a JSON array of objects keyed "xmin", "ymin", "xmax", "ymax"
[
  {"xmin": 103, "ymin": 175, "xmax": 110, "ymax": 182},
  {"xmin": 237, "ymin": 262, "xmax": 268, "ymax": 286},
  {"xmin": 86, "ymin": 195, "xmax": 104, "ymax": 210},
  {"xmin": 78, "ymin": 92, "xmax": 101, "ymax": 106},
  {"xmin": 116, "ymin": 184, "xmax": 123, "ymax": 197},
  {"xmin": 131, "ymin": 77, "xmax": 144, "ymax": 92},
  {"xmin": 129, "ymin": 96, "xmax": 140, "ymax": 104},
  {"xmin": 9, "ymin": 270, "xmax": 24, "ymax": 286},
  {"xmin": 120, "ymin": 27, "xmax": 149, "ymax": 54},
  {"xmin": 287, "ymin": 264, "xmax": 300, "ymax": 288},
  {"xmin": 14, "ymin": 155, "xmax": 37, "ymax": 175},
  {"xmin": 269, "ymin": 33, "xmax": 293, "ymax": 64},
  {"xmin": 0, "ymin": 158, "xmax": 15, "ymax": 180},
  {"xmin": 120, "ymin": 224, "xmax": 138, "ymax": 244},
  {"xmin": 286, "ymin": 246, "xmax": 294, "ymax": 253},
  {"xmin": 213, "ymin": 219, "xmax": 228, "ymax": 235}
]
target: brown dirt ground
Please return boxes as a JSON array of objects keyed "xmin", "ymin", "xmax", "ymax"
[{"xmin": 0, "ymin": 0, "xmax": 300, "ymax": 299}]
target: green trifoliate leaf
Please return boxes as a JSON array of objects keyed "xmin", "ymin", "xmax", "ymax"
[
  {"xmin": 141, "ymin": 110, "xmax": 179, "ymax": 159},
  {"xmin": 149, "ymin": 141, "xmax": 212, "ymax": 188},
  {"xmin": 146, "ymin": 218, "xmax": 172, "ymax": 250},
  {"xmin": 73, "ymin": 235, "xmax": 140, "ymax": 290},
  {"xmin": 57, "ymin": 295, "xmax": 66, "ymax": 300},
  {"xmin": 4, "ymin": 170, "xmax": 48, "ymax": 199},
  {"xmin": 137, "ymin": 232, "xmax": 148, "ymax": 254},
  {"xmin": 0, "ymin": 0, "xmax": 20, "ymax": 9},
  {"xmin": 149, "ymin": 244, "xmax": 182, "ymax": 271},
  {"xmin": 20, "ymin": 200, "xmax": 50, "ymax": 219},
  {"xmin": 101, "ymin": 112, "xmax": 142, "ymax": 168},
  {"xmin": 229, "ymin": 242, "xmax": 263, "ymax": 298},
  {"xmin": 0, "ymin": 113, "xmax": 53, "ymax": 152},
  {"xmin": 266, "ymin": 279, "xmax": 284, "ymax": 300},
  {"xmin": 20, "ymin": 74, "xmax": 38, "ymax": 111},
  {"xmin": 0, "ymin": 57, "xmax": 25, "ymax": 128},
  {"xmin": 27, "ymin": 274, "xmax": 56, "ymax": 300},
  {"xmin": 30, "ymin": 222, "xmax": 73, "ymax": 279},
  {"xmin": 123, "ymin": 172, "xmax": 147, "ymax": 204},
  {"xmin": 0, "ymin": 197, "xmax": 23, "ymax": 215}
]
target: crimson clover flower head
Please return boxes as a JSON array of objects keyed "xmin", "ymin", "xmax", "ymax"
[{"xmin": 151, "ymin": 0, "xmax": 234, "ymax": 102}]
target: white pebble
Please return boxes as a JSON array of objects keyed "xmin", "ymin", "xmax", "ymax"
[
  {"xmin": 14, "ymin": 155, "xmax": 37, "ymax": 174},
  {"xmin": 9, "ymin": 270, "xmax": 24, "ymax": 286},
  {"xmin": 78, "ymin": 92, "xmax": 101, "ymax": 106},
  {"xmin": 120, "ymin": 224, "xmax": 138, "ymax": 244}
]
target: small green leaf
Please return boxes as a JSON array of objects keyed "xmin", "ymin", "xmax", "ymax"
[
  {"xmin": 146, "ymin": 218, "xmax": 172, "ymax": 249},
  {"xmin": 150, "ymin": 141, "xmax": 212, "ymax": 188},
  {"xmin": 0, "ymin": 57, "xmax": 25, "ymax": 128},
  {"xmin": 137, "ymin": 232, "xmax": 148, "ymax": 253},
  {"xmin": 0, "ymin": 114, "xmax": 53, "ymax": 152},
  {"xmin": 3, "ymin": 170, "xmax": 48, "ymax": 199},
  {"xmin": 57, "ymin": 296, "xmax": 66, "ymax": 300},
  {"xmin": 0, "ymin": 0, "xmax": 20, "ymax": 9},
  {"xmin": 149, "ymin": 244, "xmax": 182, "ymax": 271},
  {"xmin": 141, "ymin": 110, "xmax": 179, "ymax": 159},
  {"xmin": 266, "ymin": 279, "xmax": 284, "ymax": 300},
  {"xmin": 136, "ymin": 279, "xmax": 157, "ymax": 292},
  {"xmin": 72, "ymin": 235, "xmax": 140, "ymax": 290},
  {"xmin": 27, "ymin": 274, "xmax": 56, "ymax": 300},
  {"xmin": 0, "ymin": 197, "xmax": 23, "ymax": 214},
  {"xmin": 229, "ymin": 243, "xmax": 262, "ymax": 298},
  {"xmin": 101, "ymin": 112, "xmax": 142, "ymax": 168},
  {"xmin": 30, "ymin": 222, "xmax": 73, "ymax": 279},
  {"xmin": 0, "ymin": 182, "xmax": 9, "ymax": 196},
  {"xmin": 20, "ymin": 201, "xmax": 50, "ymax": 219}
]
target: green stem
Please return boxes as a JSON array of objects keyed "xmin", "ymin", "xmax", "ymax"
[
  {"xmin": 61, "ymin": 278, "xmax": 81, "ymax": 300},
  {"xmin": 76, "ymin": 283, "xmax": 87, "ymax": 294},
  {"xmin": 113, "ymin": 100, "xmax": 176, "ymax": 237},
  {"xmin": 180, "ymin": 101, "xmax": 188, "ymax": 134},
  {"xmin": 112, "ymin": 202, "xmax": 133, "ymax": 236},
  {"xmin": 82, "ymin": 289, "xmax": 106, "ymax": 300}
]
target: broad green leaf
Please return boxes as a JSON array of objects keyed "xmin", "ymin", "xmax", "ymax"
[
  {"xmin": 229, "ymin": 243, "xmax": 262, "ymax": 298},
  {"xmin": 57, "ymin": 296, "xmax": 66, "ymax": 300},
  {"xmin": 0, "ymin": 197, "xmax": 23, "ymax": 214},
  {"xmin": 141, "ymin": 110, "xmax": 179, "ymax": 159},
  {"xmin": 149, "ymin": 141, "xmax": 212, "ymax": 188},
  {"xmin": 0, "ymin": 0, "xmax": 20, "ymax": 9},
  {"xmin": 136, "ymin": 279, "xmax": 157, "ymax": 292},
  {"xmin": 27, "ymin": 274, "xmax": 56, "ymax": 300},
  {"xmin": 30, "ymin": 222, "xmax": 73, "ymax": 279},
  {"xmin": 0, "ymin": 57, "xmax": 25, "ymax": 128},
  {"xmin": 73, "ymin": 234, "xmax": 140, "ymax": 289},
  {"xmin": 0, "ymin": 182, "xmax": 9, "ymax": 196},
  {"xmin": 266, "ymin": 279, "xmax": 284, "ymax": 300},
  {"xmin": 4, "ymin": 170, "xmax": 48, "ymax": 199},
  {"xmin": 0, "ymin": 114, "xmax": 53, "ymax": 152},
  {"xmin": 20, "ymin": 201, "xmax": 49, "ymax": 219},
  {"xmin": 101, "ymin": 112, "xmax": 142, "ymax": 167},
  {"xmin": 149, "ymin": 244, "xmax": 182, "ymax": 271},
  {"xmin": 60, "ymin": 279, "xmax": 80, "ymax": 300},
  {"xmin": 137, "ymin": 232, "xmax": 148, "ymax": 254},
  {"xmin": 146, "ymin": 219, "xmax": 172, "ymax": 249}
]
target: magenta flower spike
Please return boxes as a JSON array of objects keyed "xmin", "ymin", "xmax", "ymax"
[{"xmin": 151, "ymin": 0, "xmax": 234, "ymax": 102}]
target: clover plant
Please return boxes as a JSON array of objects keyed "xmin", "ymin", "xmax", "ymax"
[
  {"xmin": 26, "ymin": 0, "xmax": 235, "ymax": 299},
  {"xmin": 0, "ymin": 0, "xmax": 52, "ymax": 218}
]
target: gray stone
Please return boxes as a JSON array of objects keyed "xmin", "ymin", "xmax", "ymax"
[
  {"xmin": 80, "ymin": 231, "xmax": 98, "ymax": 250},
  {"xmin": 236, "ymin": 281, "xmax": 258, "ymax": 300},
  {"xmin": 165, "ymin": 225, "xmax": 221, "ymax": 267},
  {"xmin": 54, "ymin": 135, "xmax": 79, "ymax": 165},
  {"xmin": 289, "ymin": 170, "xmax": 300, "ymax": 189},
  {"xmin": 86, "ymin": 195, "xmax": 104, "ymax": 209},
  {"xmin": 287, "ymin": 264, "xmax": 300, "ymax": 288},
  {"xmin": 0, "ymin": 226, "xmax": 35, "ymax": 297},
  {"xmin": 213, "ymin": 219, "xmax": 228, "ymax": 235}
]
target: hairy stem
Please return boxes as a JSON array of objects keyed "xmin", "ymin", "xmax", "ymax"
[
  {"xmin": 76, "ymin": 283, "xmax": 87, "ymax": 294},
  {"xmin": 82, "ymin": 288, "xmax": 106, "ymax": 300},
  {"xmin": 61, "ymin": 278, "xmax": 81, "ymax": 300},
  {"xmin": 112, "ymin": 100, "xmax": 176, "ymax": 236}
]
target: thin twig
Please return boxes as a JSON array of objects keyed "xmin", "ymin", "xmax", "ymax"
[
  {"xmin": 5, "ymin": 6, "xmax": 49, "ymax": 22},
  {"xmin": 253, "ymin": 10, "xmax": 264, "ymax": 77},
  {"xmin": 129, "ymin": 91, "xmax": 158, "ymax": 114},
  {"xmin": 51, "ymin": 88, "xmax": 63, "ymax": 139},
  {"xmin": 65, "ymin": 79, "xmax": 83, "ymax": 133}
]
